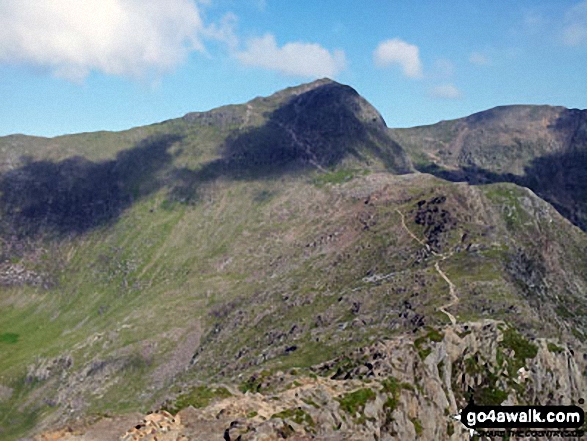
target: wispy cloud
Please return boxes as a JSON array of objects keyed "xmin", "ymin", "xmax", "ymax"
[
  {"xmin": 254, "ymin": 0, "xmax": 267, "ymax": 11},
  {"xmin": 235, "ymin": 33, "xmax": 346, "ymax": 78},
  {"xmin": 522, "ymin": 10, "xmax": 549, "ymax": 34},
  {"xmin": 430, "ymin": 83, "xmax": 462, "ymax": 100},
  {"xmin": 563, "ymin": 0, "xmax": 587, "ymax": 46},
  {"xmin": 469, "ymin": 52, "xmax": 491, "ymax": 66},
  {"xmin": 373, "ymin": 38, "xmax": 423, "ymax": 79},
  {"xmin": 0, "ymin": 0, "xmax": 207, "ymax": 81},
  {"xmin": 204, "ymin": 12, "xmax": 239, "ymax": 51}
]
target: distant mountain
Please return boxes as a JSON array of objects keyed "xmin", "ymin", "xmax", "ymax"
[
  {"xmin": 390, "ymin": 105, "xmax": 587, "ymax": 230},
  {"xmin": 0, "ymin": 81, "xmax": 586, "ymax": 440}
]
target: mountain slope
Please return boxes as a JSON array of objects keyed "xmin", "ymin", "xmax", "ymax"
[
  {"xmin": 0, "ymin": 82, "xmax": 586, "ymax": 440},
  {"xmin": 390, "ymin": 105, "xmax": 587, "ymax": 229}
]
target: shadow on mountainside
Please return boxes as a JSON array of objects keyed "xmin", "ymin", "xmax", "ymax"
[
  {"xmin": 0, "ymin": 134, "xmax": 182, "ymax": 238},
  {"xmin": 417, "ymin": 148, "xmax": 587, "ymax": 231},
  {"xmin": 169, "ymin": 82, "xmax": 411, "ymax": 202},
  {"xmin": 0, "ymin": 83, "xmax": 413, "ymax": 239}
]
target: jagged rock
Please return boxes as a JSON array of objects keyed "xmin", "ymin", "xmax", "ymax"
[{"xmin": 34, "ymin": 320, "xmax": 586, "ymax": 441}]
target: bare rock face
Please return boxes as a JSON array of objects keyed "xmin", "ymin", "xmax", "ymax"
[{"xmin": 34, "ymin": 320, "xmax": 586, "ymax": 441}]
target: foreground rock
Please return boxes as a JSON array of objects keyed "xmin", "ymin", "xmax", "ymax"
[{"xmin": 34, "ymin": 320, "xmax": 587, "ymax": 441}]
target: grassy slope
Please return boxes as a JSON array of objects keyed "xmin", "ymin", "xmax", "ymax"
[
  {"xmin": 0, "ymin": 89, "xmax": 586, "ymax": 438},
  {"xmin": 3, "ymin": 173, "xmax": 587, "ymax": 436}
]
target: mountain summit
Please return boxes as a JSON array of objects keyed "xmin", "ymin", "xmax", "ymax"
[
  {"xmin": 0, "ymin": 81, "xmax": 586, "ymax": 440},
  {"xmin": 390, "ymin": 104, "xmax": 587, "ymax": 229},
  {"xmin": 186, "ymin": 78, "xmax": 412, "ymax": 175}
]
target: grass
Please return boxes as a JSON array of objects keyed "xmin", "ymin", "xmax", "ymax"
[
  {"xmin": 381, "ymin": 376, "xmax": 414, "ymax": 416},
  {"xmin": 410, "ymin": 417, "xmax": 423, "ymax": 436},
  {"xmin": 476, "ymin": 386, "xmax": 509, "ymax": 406},
  {"xmin": 0, "ymin": 376, "xmax": 47, "ymax": 441},
  {"xmin": 0, "ymin": 118, "xmax": 586, "ymax": 440},
  {"xmin": 272, "ymin": 408, "xmax": 315, "ymax": 428},
  {"xmin": 162, "ymin": 386, "xmax": 232, "ymax": 414},
  {"xmin": 336, "ymin": 388, "xmax": 376, "ymax": 424},
  {"xmin": 0, "ymin": 333, "xmax": 19, "ymax": 344},
  {"xmin": 501, "ymin": 327, "xmax": 538, "ymax": 370},
  {"xmin": 547, "ymin": 342, "xmax": 565, "ymax": 353},
  {"xmin": 312, "ymin": 168, "xmax": 368, "ymax": 187},
  {"xmin": 414, "ymin": 327, "xmax": 444, "ymax": 361},
  {"xmin": 239, "ymin": 370, "xmax": 273, "ymax": 394}
]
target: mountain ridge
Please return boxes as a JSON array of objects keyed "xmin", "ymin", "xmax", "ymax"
[
  {"xmin": 0, "ymin": 80, "xmax": 586, "ymax": 440},
  {"xmin": 389, "ymin": 103, "xmax": 587, "ymax": 230}
]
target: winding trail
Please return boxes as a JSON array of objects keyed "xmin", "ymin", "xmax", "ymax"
[
  {"xmin": 396, "ymin": 208, "xmax": 431, "ymax": 251},
  {"xmin": 395, "ymin": 208, "xmax": 459, "ymax": 325},
  {"xmin": 434, "ymin": 258, "xmax": 458, "ymax": 325}
]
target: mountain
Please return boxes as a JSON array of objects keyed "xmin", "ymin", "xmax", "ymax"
[
  {"xmin": 390, "ymin": 105, "xmax": 587, "ymax": 230},
  {"xmin": 0, "ymin": 80, "xmax": 586, "ymax": 440}
]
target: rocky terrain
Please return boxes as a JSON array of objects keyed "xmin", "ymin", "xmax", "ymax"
[
  {"xmin": 0, "ymin": 79, "xmax": 586, "ymax": 440},
  {"xmin": 33, "ymin": 321, "xmax": 586, "ymax": 440}
]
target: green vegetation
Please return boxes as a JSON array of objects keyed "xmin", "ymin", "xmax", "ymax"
[
  {"xmin": 501, "ymin": 328, "xmax": 538, "ymax": 370},
  {"xmin": 0, "ymin": 377, "xmax": 46, "ymax": 441},
  {"xmin": 312, "ymin": 168, "xmax": 367, "ymax": 187},
  {"xmin": 414, "ymin": 328, "xmax": 444, "ymax": 361},
  {"xmin": 381, "ymin": 377, "xmax": 413, "ymax": 396},
  {"xmin": 477, "ymin": 385, "xmax": 509, "ymax": 406},
  {"xmin": 1, "ymin": 81, "xmax": 587, "ymax": 439},
  {"xmin": 547, "ymin": 342, "xmax": 565, "ymax": 353},
  {"xmin": 321, "ymin": 355, "xmax": 366, "ymax": 378},
  {"xmin": 253, "ymin": 189, "xmax": 275, "ymax": 204},
  {"xmin": 162, "ymin": 386, "xmax": 232, "ymax": 414},
  {"xmin": 239, "ymin": 370, "xmax": 273, "ymax": 393},
  {"xmin": 336, "ymin": 388, "xmax": 376, "ymax": 424},
  {"xmin": 301, "ymin": 398, "xmax": 320, "ymax": 409},
  {"xmin": 272, "ymin": 408, "xmax": 315, "ymax": 428},
  {"xmin": 410, "ymin": 417, "xmax": 423, "ymax": 436},
  {"xmin": 274, "ymin": 340, "xmax": 338, "ymax": 371},
  {"xmin": 0, "ymin": 332, "xmax": 19, "ymax": 344}
]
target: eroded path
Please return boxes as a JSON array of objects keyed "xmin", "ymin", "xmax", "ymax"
[
  {"xmin": 435, "ymin": 257, "xmax": 458, "ymax": 325},
  {"xmin": 396, "ymin": 208, "xmax": 458, "ymax": 325}
]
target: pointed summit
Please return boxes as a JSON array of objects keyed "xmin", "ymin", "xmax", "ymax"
[{"xmin": 222, "ymin": 79, "xmax": 412, "ymax": 173}]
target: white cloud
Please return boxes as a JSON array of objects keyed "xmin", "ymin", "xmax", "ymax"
[
  {"xmin": 469, "ymin": 52, "xmax": 490, "ymax": 66},
  {"xmin": 430, "ymin": 84, "xmax": 462, "ymax": 100},
  {"xmin": 0, "ymin": 0, "xmax": 206, "ymax": 81},
  {"xmin": 373, "ymin": 38, "xmax": 423, "ymax": 79},
  {"xmin": 235, "ymin": 33, "xmax": 346, "ymax": 78},
  {"xmin": 204, "ymin": 12, "xmax": 239, "ymax": 51},
  {"xmin": 563, "ymin": 0, "xmax": 587, "ymax": 46}
]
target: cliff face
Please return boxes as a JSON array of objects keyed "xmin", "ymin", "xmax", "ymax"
[{"xmin": 35, "ymin": 320, "xmax": 586, "ymax": 441}]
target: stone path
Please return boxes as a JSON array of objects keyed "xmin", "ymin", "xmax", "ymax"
[{"xmin": 396, "ymin": 208, "xmax": 458, "ymax": 324}]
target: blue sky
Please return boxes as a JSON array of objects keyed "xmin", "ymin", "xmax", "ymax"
[{"xmin": 1, "ymin": 0, "xmax": 586, "ymax": 137}]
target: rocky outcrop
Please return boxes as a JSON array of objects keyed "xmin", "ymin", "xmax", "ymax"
[{"xmin": 35, "ymin": 320, "xmax": 587, "ymax": 440}]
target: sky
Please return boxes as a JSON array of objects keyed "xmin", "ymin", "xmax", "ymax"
[{"xmin": 1, "ymin": 0, "xmax": 586, "ymax": 137}]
